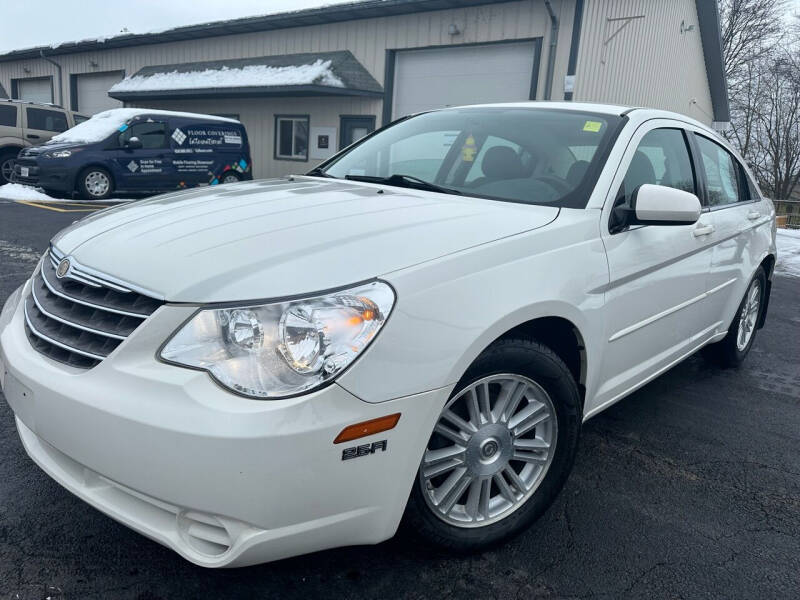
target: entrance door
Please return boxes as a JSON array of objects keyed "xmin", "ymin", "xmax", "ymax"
[{"xmin": 340, "ymin": 116, "xmax": 376, "ymax": 149}]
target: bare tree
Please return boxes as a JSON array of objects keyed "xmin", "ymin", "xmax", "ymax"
[
  {"xmin": 719, "ymin": 0, "xmax": 785, "ymax": 83},
  {"xmin": 719, "ymin": 0, "xmax": 800, "ymax": 199}
]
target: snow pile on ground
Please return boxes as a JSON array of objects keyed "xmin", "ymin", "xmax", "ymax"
[
  {"xmin": 48, "ymin": 108, "xmax": 239, "ymax": 145},
  {"xmin": 0, "ymin": 183, "xmax": 56, "ymax": 202},
  {"xmin": 776, "ymin": 228, "xmax": 800, "ymax": 278},
  {"xmin": 109, "ymin": 60, "xmax": 344, "ymax": 93}
]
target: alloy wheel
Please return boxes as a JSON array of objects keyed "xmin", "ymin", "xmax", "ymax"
[
  {"xmin": 420, "ymin": 374, "xmax": 557, "ymax": 528},
  {"xmin": 736, "ymin": 279, "xmax": 761, "ymax": 351},
  {"xmin": 85, "ymin": 171, "xmax": 110, "ymax": 197}
]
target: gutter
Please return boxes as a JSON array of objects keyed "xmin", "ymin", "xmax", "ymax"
[
  {"xmin": 39, "ymin": 50, "xmax": 63, "ymax": 106},
  {"xmin": 543, "ymin": 0, "xmax": 558, "ymax": 100}
]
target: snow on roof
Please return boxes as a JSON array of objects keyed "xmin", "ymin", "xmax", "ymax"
[
  {"xmin": 109, "ymin": 59, "xmax": 344, "ymax": 93},
  {"xmin": 48, "ymin": 108, "xmax": 238, "ymax": 145}
]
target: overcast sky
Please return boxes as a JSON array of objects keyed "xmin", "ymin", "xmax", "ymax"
[{"xmin": 0, "ymin": 0, "xmax": 357, "ymax": 53}]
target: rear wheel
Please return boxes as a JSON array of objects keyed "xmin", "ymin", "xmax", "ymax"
[
  {"xmin": 404, "ymin": 338, "xmax": 581, "ymax": 552},
  {"xmin": 703, "ymin": 267, "xmax": 766, "ymax": 367},
  {"xmin": 78, "ymin": 167, "xmax": 113, "ymax": 200},
  {"xmin": 220, "ymin": 171, "xmax": 241, "ymax": 184},
  {"xmin": 0, "ymin": 150, "xmax": 18, "ymax": 184}
]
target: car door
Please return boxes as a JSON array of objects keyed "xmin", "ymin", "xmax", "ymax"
[
  {"xmin": 23, "ymin": 106, "xmax": 69, "ymax": 146},
  {"xmin": 110, "ymin": 120, "xmax": 173, "ymax": 191},
  {"xmin": 595, "ymin": 121, "xmax": 715, "ymax": 407},
  {"xmin": 691, "ymin": 133, "xmax": 771, "ymax": 330}
]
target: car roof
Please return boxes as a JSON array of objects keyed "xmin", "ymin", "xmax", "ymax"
[{"xmin": 438, "ymin": 101, "xmax": 713, "ymax": 132}]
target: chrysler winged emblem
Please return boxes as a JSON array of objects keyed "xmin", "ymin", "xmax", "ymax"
[{"xmin": 56, "ymin": 258, "xmax": 71, "ymax": 279}]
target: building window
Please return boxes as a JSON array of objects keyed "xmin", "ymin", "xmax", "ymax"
[{"xmin": 275, "ymin": 115, "xmax": 309, "ymax": 161}]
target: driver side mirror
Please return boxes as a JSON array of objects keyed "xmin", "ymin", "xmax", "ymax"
[
  {"xmin": 610, "ymin": 184, "xmax": 701, "ymax": 233},
  {"xmin": 124, "ymin": 136, "xmax": 143, "ymax": 150}
]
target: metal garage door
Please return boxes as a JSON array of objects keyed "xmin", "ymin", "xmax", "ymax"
[
  {"xmin": 75, "ymin": 71, "xmax": 124, "ymax": 115},
  {"xmin": 391, "ymin": 41, "xmax": 539, "ymax": 119},
  {"xmin": 17, "ymin": 78, "xmax": 52, "ymax": 104}
]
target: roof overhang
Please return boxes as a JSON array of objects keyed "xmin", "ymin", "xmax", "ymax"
[
  {"xmin": 695, "ymin": 0, "xmax": 730, "ymax": 124},
  {"xmin": 107, "ymin": 51, "xmax": 383, "ymax": 102},
  {"xmin": 0, "ymin": 0, "xmax": 514, "ymax": 62}
]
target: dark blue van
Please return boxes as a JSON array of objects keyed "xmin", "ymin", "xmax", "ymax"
[{"xmin": 13, "ymin": 109, "xmax": 252, "ymax": 199}]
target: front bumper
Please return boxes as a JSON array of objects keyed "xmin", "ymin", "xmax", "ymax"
[
  {"xmin": 0, "ymin": 282, "xmax": 449, "ymax": 567},
  {"xmin": 13, "ymin": 158, "xmax": 74, "ymax": 193}
]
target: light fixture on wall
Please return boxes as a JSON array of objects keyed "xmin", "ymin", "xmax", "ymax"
[
  {"xmin": 23, "ymin": 67, "xmax": 31, "ymax": 73},
  {"xmin": 680, "ymin": 20, "xmax": 695, "ymax": 35},
  {"xmin": 448, "ymin": 23, "xmax": 460, "ymax": 36},
  {"xmin": 89, "ymin": 60, "xmax": 99, "ymax": 67}
]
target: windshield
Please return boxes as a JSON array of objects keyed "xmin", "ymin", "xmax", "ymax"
[{"xmin": 320, "ymin": 107, "xmax": 623, "ymax": 208}]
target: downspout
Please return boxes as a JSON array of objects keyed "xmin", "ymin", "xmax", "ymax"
[
  {"xmin": 39, "ymin": 49, "xmax": 63, "ymax": 106},
  {"xmin": 543, "ymin": 0, "xmax": 559, "ymax": 100}
]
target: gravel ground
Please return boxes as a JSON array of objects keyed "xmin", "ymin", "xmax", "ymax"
[{"xmin": 0, "ymin": 199, "xmax": 798, "ymax": 600}]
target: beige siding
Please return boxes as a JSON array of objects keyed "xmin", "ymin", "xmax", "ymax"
[{"xmin": 574, "ymin": 0, "xmax": 714, "ymax": 124}]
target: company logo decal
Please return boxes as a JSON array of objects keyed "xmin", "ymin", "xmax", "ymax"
[
  {"xmin": 56, "ymin": 258, "xmax": 71, "ymax": 279},
  {"xmin": 127, "ymin": 160, "xmax": 139, "ymax": 173},
  {"xmin": 171, "ymin": 128, "xmax": 187, "ymax": 145}
]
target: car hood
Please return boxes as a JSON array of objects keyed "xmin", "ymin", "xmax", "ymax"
[
  {"xmin": 52, "ymin": 177, "xmax": 559, "ymax": 302},
  {"xmin": 23, "ymin": 142, "xmax": 87, "ymax": 156}
]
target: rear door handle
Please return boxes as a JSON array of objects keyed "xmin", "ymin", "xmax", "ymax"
[
  {"xmin": 26, "ymin": 134, "xmax": 40, "ymax": 140},
  {"xmin": 693, "ymin": 224, "xmax": 714, "ymax": 237},
  {"xmin": 747, "ymin": 211, "xmax": 760, "ymax": 220}
]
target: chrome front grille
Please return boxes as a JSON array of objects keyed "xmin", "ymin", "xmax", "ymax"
[{"xmin": 24, "ymin": 248, "xmax": 164, "ymax": 369}]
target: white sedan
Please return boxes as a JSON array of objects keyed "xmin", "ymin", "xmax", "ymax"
[{"xmin": 0, "ymin": 102, "xmax": 776, "ymax": 567}]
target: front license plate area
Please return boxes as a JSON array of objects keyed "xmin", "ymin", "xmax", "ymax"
[{"xmin": 20, "ymin": 167, "xmax": 29, "ymax": 178}]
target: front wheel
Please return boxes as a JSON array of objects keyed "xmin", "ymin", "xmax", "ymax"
[
  {"xmin": 78, "ymin": 167, "xmax": 113, "ymax": 200},
  {"xmin": 403, "ymin": 338, "xmax": 581, "ymax": 552},
  {"xmin": 703, "ymin": 267, "xmax": 766, "ymax": 367},
  {"xmin": 0, "ymin": 151, "xmax": 17, "ymax": 184}
]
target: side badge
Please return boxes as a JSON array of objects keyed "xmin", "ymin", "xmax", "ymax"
[{"xmin": 342, "ymin": 440, "xmax": 387, "ymax": 461}]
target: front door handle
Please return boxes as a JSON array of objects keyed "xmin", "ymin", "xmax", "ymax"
[
  {"xmin": 693, "ymin": 224, "xmax": 715, "ymax": 237},
  {"xmin": 747, "ymin": 211, "xmax": 760, "ymax": 220},
  {"xmin": 26, "ymin": 134, "xmax": 40, "ymax": 140}
]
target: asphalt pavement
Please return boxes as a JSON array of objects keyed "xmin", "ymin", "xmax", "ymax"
[{"xmin": 0, "ymin": 198, "xmax": 798, "ymax": 599}]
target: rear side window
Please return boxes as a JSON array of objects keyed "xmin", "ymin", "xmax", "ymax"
[
  {"xmin": 26, "ymin": 107, "xmax": 69, "ymax": 132},
  {"xmin": 119, "ymin": 122, "xmax": 167, "ymax": 149},
  {"xmin": 617, "ymin": 128, "xmax": 695, "ymax": 204},
  {"xmin": 0, "ymin": 104, "xmax": 17, "ymax": 127},
  {"xmin": 695, "ymin": 135, "xmax": 741, "ymax": 207}
]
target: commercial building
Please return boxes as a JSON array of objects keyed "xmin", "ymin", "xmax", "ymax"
[{"xmin": 0, "ymin": 0, "xmax": 729, "ymax": 179}]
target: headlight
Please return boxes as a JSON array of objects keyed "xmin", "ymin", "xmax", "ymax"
[
  {"xmin": 160, "ymin": 281, "xmax": 395, "ymax": 399},
  {"xmin": 46, "ymin": 149, "xmax": 75, "ymax": 158}
]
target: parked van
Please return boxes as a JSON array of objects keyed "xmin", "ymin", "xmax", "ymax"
[
  {"xmin": 13, "ymin": 108, "xmax": 252, "ymax": 199},
  {"xmin": 0, "ymin": 99, "xmax": 88, "ymax": 184}
]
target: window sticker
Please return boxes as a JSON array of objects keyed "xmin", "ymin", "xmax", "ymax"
[
  {"xmin": 461, "ymin": 134, "xmax": 477, "ymax": 162},
  {"xmin": 582, "ymin": 121, "xmax": 602, "ymax": 133},
  {"xmin": 118, "ymin": 124, "xmax": 129, "ymax": 132}
]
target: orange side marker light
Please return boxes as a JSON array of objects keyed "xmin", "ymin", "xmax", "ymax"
[{"xmin": 334, "ymin": 413, "xmax": 401, "ymax": 444}]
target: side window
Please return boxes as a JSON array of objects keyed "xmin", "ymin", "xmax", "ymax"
[
  {"xmin": 26, "ymin": 108, "xmax": 69, "ymax": 132},
  {"xmin": 0, "ymin": 104, "xmax": 17, "ymax": 127},
  {"xmin": 73, "ymin": 114, "xmax": 89, "ymax": 124},
  {"xmin": 119, "ymin": 122, "xmax": 167, "ymax": 149},
  {"xmin": 695, "ymin": 135, "xmax": 741, "ymax": 207},
  {"xmin": 617, "ymin": 128, "xmax": 695, "ymax": 204},
  {"xmin": 739, "ymin": 166, "xmax": 761, "ymax": 202}
]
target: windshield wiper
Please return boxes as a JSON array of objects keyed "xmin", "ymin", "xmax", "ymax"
[
  {"xmin": 345, "ymin": 173, "xmax": 462, "ymax": 195},
  {"xmin": 306, "ymin": 167, "xmax": 337, "ymax": 178}
]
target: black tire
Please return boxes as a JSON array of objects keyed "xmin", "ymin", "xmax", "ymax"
[
  {"xmin": 220, "ymin": 171, "xmax": 241, "ymax": 184},
  {"xmin": 0, "ymin": 149, "xmax": 18, "ymax": 184},
  {"xmin": 403, "ymin": 337, "xmax": 581, "ymax": 553},
  {"xmin": 702, "ymin": 266, "xmax": 766, "ymax": 368},
  {"xmin": 78, "ymin": 166, "xmax": 114, "ymax": 200}
]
